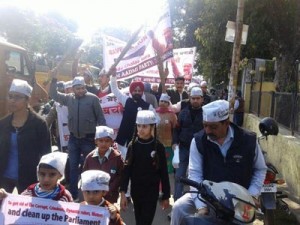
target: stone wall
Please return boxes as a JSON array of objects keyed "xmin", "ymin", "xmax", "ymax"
[{"xmin": 244, "ymin": 113, "xmax": 300, "ymax": 199}]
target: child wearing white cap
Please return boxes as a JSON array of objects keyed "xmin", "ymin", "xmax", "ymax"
[
  {"xmin": 21, "ymin": 152, "xmax": 72, "ymax": 201},
  {"xmin": 83, "ymin": 126, "xmax": 124, "ymax": 203},
  {"xmin": 0, "ymin": 152, "xmax": 72, "ymax": 202},
  {"xmin": 120, "ymin": 110, "xmax": 170, "ymax": 225},
  {"xmin": 156, "ymin": 93, "xmax": 177, "ymax": 174},
  {"xmin": 80, "ymin": 170, "xmax": 123, "ymax": 225}
]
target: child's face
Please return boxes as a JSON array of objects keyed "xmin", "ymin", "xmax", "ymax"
[
  {"xmin": 95, "ymin": 137, "xmax": 113, "ymax": 155},
  {"xmin": 137, "ymin": 124, "xmax": 153, "ymax": 139},
  {"xmin": 37, "ymin": 168, "xmax": 61, "ymax": 191},
  {"xmin": 82, "ymin": 190, "xmax": 106, "ymax": 205}
]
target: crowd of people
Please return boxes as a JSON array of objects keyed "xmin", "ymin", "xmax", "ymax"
[{"xmin": 0, "ymin": 64, "xmax": 263, "ymax": 225}]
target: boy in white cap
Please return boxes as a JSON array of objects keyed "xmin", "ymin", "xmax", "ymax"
[
  {"xmin": 170, "ymin": 100, "xmax": 267, "ymax": 225},
  {"xmin": 0, "ymin": 152, "xmax": 72, "ymax": 202},
  {"xmin": 83, "ymin": 126, "xmax": 124, "ymax": 203},
  {"xmin": 80, "ymin": 170, "xmax": 123, "ymax": 225},
  {"xmin": 120, "ymin": 110, "xmax": 170, "ymax": 225}
]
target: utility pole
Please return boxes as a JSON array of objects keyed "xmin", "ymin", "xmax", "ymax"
[{"xmin": 229, "ymin": 0, "xmax": 244, "ymax": 103}]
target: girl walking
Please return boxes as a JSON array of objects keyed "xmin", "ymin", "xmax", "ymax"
[{"xmin": 120, "ymin": 110, "xmax": 170, "ymax": 225}]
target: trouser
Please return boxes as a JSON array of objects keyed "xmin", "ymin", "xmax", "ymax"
[
  {"xmin": 174, "ymin": 145, "xmax": 189, "ymax": 201},
  {"xmin": 170, "ymin": 193, "xmax": 197, "ymax": 225},
  {"xmin": 68, "ymin": 134, "xmax": 95, "ymax": 199},
  {"xmin": 132, "ymin": 197, "xmax": 157, "ymax": 225}
]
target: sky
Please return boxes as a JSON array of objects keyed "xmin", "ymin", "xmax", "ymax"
[{"xmin": 2, "ymin": 0, "xmax": 167, "ymax": 42}]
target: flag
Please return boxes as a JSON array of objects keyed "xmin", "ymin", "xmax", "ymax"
[{"xmin": 103, "ymin": 1, "xmax": 173, "ymax": 81}]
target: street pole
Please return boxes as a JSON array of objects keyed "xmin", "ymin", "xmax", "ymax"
[{"xmin": 229, "ymin": 0, "xmax": 244, "ymax": 104}]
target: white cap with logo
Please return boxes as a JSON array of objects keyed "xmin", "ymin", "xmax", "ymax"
[
  {"xmin": 190, "ymin": 87, "xmax": 203, "ymax": 97},
  {"xmin": 202, "ymin": 100, "xmax": 229, "ymax": 122},
  {"xmin": 38, "ymin": 152, "xmax": 68, "ymax": 176},
  {"xmin": 9, "ymin": 79, "xmax": 33, "ymax": 97},
  {"xmin": 136, "ymin": 110, "xmax": 158, "ymax": 125},
  {"xmin": 81, "ymin": 170, "xmax": 110, "ymax": 191},
  {"xmin": 95, "ymin": 126, "xmax": 114, "ymax": 139},
  {"xmin": 72, "ymin": 76, "xmax": 86, "ymax": 87}
]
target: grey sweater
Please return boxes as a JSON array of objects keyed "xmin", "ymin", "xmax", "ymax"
[{"xmin": 50, "ymin": 79, "xmax": 106, "ymax": 138}]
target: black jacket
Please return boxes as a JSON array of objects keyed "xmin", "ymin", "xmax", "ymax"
[
  {"xmin": 194, "ymin": 123, "xmax": 256, "ymax": 189},
  {"xmin": 0, "ymin": 110, "xmax": 51, "ymax": 192}
]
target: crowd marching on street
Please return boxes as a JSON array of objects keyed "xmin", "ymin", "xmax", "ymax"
[{"xmin": 0, "ymin": 59, "xmax": 262, "ymax": 225}]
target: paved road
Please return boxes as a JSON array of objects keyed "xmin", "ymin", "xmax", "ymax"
[{"xmin": 117, "ymin": 175, "xmax": 265, "ymax": 225}]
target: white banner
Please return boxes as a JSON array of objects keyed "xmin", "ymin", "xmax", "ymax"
[
  {"xmin": 99, "ymin": 93, "xmax": 125, "ymax": 138},
  {"xmin": 55, "ymin": 103, "xmax": 70, "ymax": 149},
  {"xmin": 136, "ymin": 47, "xmax": 197, "ymax": 84},
  {"xmin": 0, "ymin": 194, "xmax": 110, "ymax": 225},
  {"xmin": 103, "ymin": 2, "xmax": 173, "ymax": 81}
]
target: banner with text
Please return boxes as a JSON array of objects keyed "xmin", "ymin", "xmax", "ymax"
[
  {"xmin": 103, "ymin": 2, "xmax": 173, "ymax": 81},
  {"xmin": 136, "ymin": 47, "xmax": 197, "ymax": 84},
  {"xmin": 0, "ymin": 194, "xmax": 110, "ymax": 225}
]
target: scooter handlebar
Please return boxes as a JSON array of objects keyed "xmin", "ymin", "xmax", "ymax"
[{"xmin": 179, "ymin": 177, "xmax": 202, "ymax": 190}]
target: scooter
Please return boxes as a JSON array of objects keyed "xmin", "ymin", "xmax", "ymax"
[
  {"xmin": 258, "ymin": 117, "xmax": 289, "ymax": 225},
  {"xmin": 180, "ymin": 177, "xmax": 257, "ymax": 225}
]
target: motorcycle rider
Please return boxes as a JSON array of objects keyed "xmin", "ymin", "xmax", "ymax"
[{"xmin": 170, "ymin": 100, "xmax": 267, "ymax": 225}]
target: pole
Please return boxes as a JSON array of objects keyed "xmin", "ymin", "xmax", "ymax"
[{"xmin": 229, "ymin": 0, "xmax": 244, "ymax": 104}]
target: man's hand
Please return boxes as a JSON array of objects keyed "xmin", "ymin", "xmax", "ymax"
[
  {"xmin": 120, "ymin": 192, "xmax": 128, "ymax": 211},
  {"xmin": 0, "ymin": 188, "xmax": 8, "ymax": 200},
  {"xmin": 49, "ymin": 68, "xmax": 58, "ymax": 79},
  {"xmin": 160, "ymin": 199, "xmax": 170, "ymax": 210},
  {"xmin": 195, "ymin": 207, "xmax": 209, "ymax": 216},
  {"xmin": 108, "ymin": 66, "xmax": 117, "ymax": 77}
]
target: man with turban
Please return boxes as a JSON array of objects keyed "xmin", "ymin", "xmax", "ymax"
[{"xmin": 110, "ymin": 70, "xmax": 154, "ymax": 159}]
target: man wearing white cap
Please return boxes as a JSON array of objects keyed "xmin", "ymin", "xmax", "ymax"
[
  {"xmin": 172, "ymin": 87, "xmax": 204, "ymax": 201},
  {"xmin": 200, "ymin": 80, "xmax": 211, "ymax": 106},
  {"xmin": 83, "ymin": 126, "xmax": 124, "ymax": 203},
  {"xmin": 170, "ymin": 100, "xmax": 267, "ymax": 225},
  {"xmin": 49, "ymin": 71, "xmax": 106, "ymax": 200},
  {"xmin": 0, "ymin": 79, "xmax": 51, "ymax": 194}
]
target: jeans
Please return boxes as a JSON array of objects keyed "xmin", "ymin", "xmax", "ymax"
[
  {"xmin": 174, "ymin": 145, "xmax": 190, "ymax": 201},
  {"xmin": 170, "ymin": 193, "xmax": 197, "ymax": 225},
  {"xmin": 68, "ymin": 134, "xmax": 95, "ymax": 199}
]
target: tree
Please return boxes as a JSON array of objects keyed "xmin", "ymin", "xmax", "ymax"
[{"xmin": 0, "ymin": 6, "xmax": 78, "ymax": 58}]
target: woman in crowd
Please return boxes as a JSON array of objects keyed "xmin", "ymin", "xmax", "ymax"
[{"xmin": 0, "ymin": 79, "xmax": 51, "ymax": 193}]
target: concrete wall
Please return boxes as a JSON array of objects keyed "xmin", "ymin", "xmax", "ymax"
[{"xmin": 244, "ymin": 114, "xmax": 300, "ymax": 199}]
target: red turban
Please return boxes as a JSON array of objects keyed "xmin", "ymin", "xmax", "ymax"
[{"xmin": 129, "ymin": 81, "xmax": 144, "ymax": 94}]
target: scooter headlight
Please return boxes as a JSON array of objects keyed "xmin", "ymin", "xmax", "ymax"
[{"xmin": 232, "ymin": 197, "xmax": 256, "ymax": 223}]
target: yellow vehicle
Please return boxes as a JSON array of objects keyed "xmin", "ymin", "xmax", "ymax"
[{"xmin": 0, "ymin": 40, "xmax": 48, "ymax": 118}]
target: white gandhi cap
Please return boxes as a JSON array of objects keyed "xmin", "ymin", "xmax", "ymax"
[
  {"xmin": 72, "ymin": 76, "xmax": 86, "ymax": 87},
  {"xmin": 136, "ymin": 110, "xmax": 158, "ymax": 125},
  {"xmin": 81, "ymin": 170, "xmax": 110, "ymax": 191},
  {"xmin": 9, "ymin": 79, "xmax": 33, "ymax": 97},
  {"xmin": 202, "ymin": 100, "xmax": 229, "ymax": 122},
  {"xmin": 38, "ymin": 152, "xmax": 68, "ymax": 176},
  {"xmin": 95, "ymin": 126, "xmax": 114, "ymax": 139},
  {"xmin": 190, "ymin": 87, "xmax": 203, "ymax": 97}
]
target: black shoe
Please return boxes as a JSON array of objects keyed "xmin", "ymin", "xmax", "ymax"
[{"xmin": 167, "ymin": 213, "xmax": 171, "ymax": 221}]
